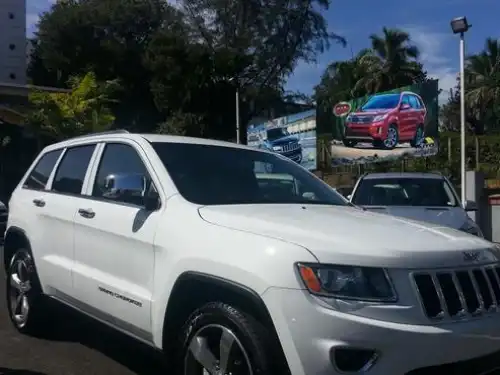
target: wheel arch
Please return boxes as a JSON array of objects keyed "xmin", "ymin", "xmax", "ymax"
[
  {"xmin": 3, "ymin": 226, "xmax": 32, "ymax": 271},
  {"xmin": 161, "ymin": 271, "xmax": 289, "ymax": 370}
]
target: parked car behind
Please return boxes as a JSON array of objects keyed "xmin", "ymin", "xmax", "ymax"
[
  {"xmin": 259, "ymin": 127, "xmax": 303, "ymax": 163},
  {"xmin": 348, "ymin": 172, "xmax": 483, "ymax": 237},
  {"xmin": 343, "ymin": 91, "xmax": 426, "ymax": 150}
]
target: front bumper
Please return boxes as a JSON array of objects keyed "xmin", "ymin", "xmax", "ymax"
[
  {"xmin": 345, "ymin": 122, "xmax": 386, "ymax": 141},
  {"xmin": 263, "ymin": 287, "xmax": 500, "ymax": 375},
  {"xmin": 277, "ymin": 147, "xmax": 302, "ymax": 162}
]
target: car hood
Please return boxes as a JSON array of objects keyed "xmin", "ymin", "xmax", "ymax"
[
  {"xmin": 268, "ymin": 135, "xmax": 298, "ymax": 146},
  {"xmin": 362, "ymin": 206, "xmax": 468, "ymax": 229},
  {"xmin": 198, "ymin": 204, "xmax": 497, "ymax": 269},
  {"xmin": 351, "ymin": 109, "xmax": 393, "ymax": 116}
]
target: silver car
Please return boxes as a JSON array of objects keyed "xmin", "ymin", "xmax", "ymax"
[{"xmin": 348, "ymin": 172, "xmax": 483, "ymax": 237}]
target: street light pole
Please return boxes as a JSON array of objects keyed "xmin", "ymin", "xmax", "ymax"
[
  {"xmin": 459, "ymin": 33, "xmax": 466, "ymax": 206},
  {"xmin": 450, "ymin": 16, "xmax": 470, "ymax": 207},
  {"xmin": 235, "ymin": 87, "xmax": 240, "ymax": 144}
]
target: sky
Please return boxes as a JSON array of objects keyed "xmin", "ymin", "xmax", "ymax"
[{"xmin": 27, "ymin": 0, "xmax": 498, "ymax": 104}]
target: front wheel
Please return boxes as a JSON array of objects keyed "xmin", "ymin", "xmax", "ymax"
[
  {"xmin": 6, "ymin": 248, "xmax": 48, "ymax": 335},
  {"xmin": 382, "ymin": 124, "xmax": 399, "ymax": 150},
  {"xmin": 177, "ymin": 302, "xmax": 280, "ymax": 375}
]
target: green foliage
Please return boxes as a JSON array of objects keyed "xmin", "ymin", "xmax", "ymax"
[
  {"xmin": 28, "ymin": 0, "xmax": 342, "ymax": 140},
  {"xmin": 441, "ymin": 37, "xmax": 500, "ymax": 135},
  {"xmin": 27, "ymin": 72, "xmax": 119, "ymax": 140}
]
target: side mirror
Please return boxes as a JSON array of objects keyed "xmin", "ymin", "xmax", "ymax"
[
  {"xmin": 103, "ymin": 173, "xmax": 159, "ymax": 210},
  {"xmin": 400, "ymin": 103, "xmax": 411, "ymax": 110},
  {"xmin": 346, "ymin": 194, "xmax": 352, "ymax": 201},
  {"xmin": 464, "ymin": 200, "xmax": 478, "ymax": 211}
]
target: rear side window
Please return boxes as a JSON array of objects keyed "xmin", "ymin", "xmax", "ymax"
[
  {"xmin": 52, "ymin": 145, "xmax": 96, "ymax": 195},
  {"xmin": 409, "ymin": 95, "xmax": 420, "ymax": 109},
  {"xmin": 23, "ymin": 149, "xmax": 63, "ymax": 190}
]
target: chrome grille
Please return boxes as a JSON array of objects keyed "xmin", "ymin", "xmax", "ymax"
[
  {"xmin": 413, "ymin": 264, "xmax": 500, "ymax": 320},
  {"xmin": 349, "ymin": 115, "xmax": 373, "ymax": 124},
  {"xmin": 279, "ymin": 143, "xmax": 299, "ymax": 152}
]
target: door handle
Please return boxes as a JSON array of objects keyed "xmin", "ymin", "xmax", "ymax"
[
  {"xmin": 33, "ymin": 198, "xmax": 45, "ymax": 207},
  {"xmin": 78, "ymin": 208, "xmax": 95, "ymax": 219}
]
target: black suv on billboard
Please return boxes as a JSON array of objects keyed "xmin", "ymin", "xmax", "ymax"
[{"xmin": 259, "ymin": 127, "xmax": 302, "ymax": 163}]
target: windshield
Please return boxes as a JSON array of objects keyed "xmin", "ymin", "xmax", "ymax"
[
  {"xmin": 152, "ymin": 142, "xmax": 348, "ymax": 206},
  {"xmin": 361, "ymin": 94, "xmax": 401, "ymax": 111},
  {"xmin": 267, "ymin": 128, "xmax": 289, "ymax": 141},
  {"xmin": 351, "ymin": 177, "xmax": 459, "ymax": 207}
]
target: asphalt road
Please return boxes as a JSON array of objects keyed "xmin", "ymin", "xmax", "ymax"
[{"xmin": 0, "ymin": 248, "xmax": 168, "ymax": 375}]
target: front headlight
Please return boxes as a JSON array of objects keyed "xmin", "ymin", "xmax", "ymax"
[
  {"xmin": 373, "ymin": 114, "xmax": 388, "ymax": 122},
  {"xmin": 272, "ymin": 145, "xmax": 282, "ymax": 151},
  {"xmin": 459, "ymin": 221, "xmax": 484, "ymax": 237},
  {"xmin": 297, "ymin": 263, "xmax": 397, "ymax": 302}
]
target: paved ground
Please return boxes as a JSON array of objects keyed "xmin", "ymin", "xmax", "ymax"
[
  {"xmin": 0, "ymin": 249, "xmax": 168, "ymax": 375},
  {"xmin": 331, "ymin": 142, "xmax": 416, "ymax": 160}
]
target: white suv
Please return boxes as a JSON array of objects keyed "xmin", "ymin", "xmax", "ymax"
[{"xmin": 4, "ymin": 130, "xmax": 500, "ymax": 375}]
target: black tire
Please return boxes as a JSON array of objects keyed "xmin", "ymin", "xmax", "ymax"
[
  {"xmin": 176, "ymin": 302, "xmax": 285, "ymax": 375},
  {"xmin": 6, "ymin": 248, "xmax": 47, "ymax": 335},
  {"xmin": 410, "ymin": 125, "xmax": 424, "ymax": 148},
  {"xmin": 342, "ymin": 138, "xmax": 357, "ymax": 148},
  {"xmin": 380, "ymin": 124, "xmax": 398, "ymax": 150}
]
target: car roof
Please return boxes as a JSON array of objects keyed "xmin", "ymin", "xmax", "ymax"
[
  {"xmin": 42, "ymin": 131, "xmax": 267, "ymax": 154},
  {"xmin": 362, "ymin": 172, "xmax": 444, "ymax": 180}
]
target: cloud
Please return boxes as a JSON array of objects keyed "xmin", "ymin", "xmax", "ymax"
[
  {"xmin": 403, "ymin": 25, "xmax": 457, "ymax": 104},
  {"xmin": 26, "ymin": 13, "xmax": 40, "ymax": 36}
]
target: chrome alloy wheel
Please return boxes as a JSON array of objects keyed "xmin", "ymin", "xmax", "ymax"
[
  {"xmin": 384, "ymin": 127, "xmax": 398, "ymax": 148},
  {"xmin": 184, "ymin": 324, "xmax": 253, "ymax": 375},
  {"xmin": 8, "ymin": 257, "xmax": 32, "ymax": 328}
]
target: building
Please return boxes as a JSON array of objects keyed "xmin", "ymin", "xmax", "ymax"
[{"xmin": 0, "ymin": 0, "xmax": 27, "ymax": 84}]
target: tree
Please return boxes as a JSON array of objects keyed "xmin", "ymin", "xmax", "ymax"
[
  {"xmin": 314, "ymin": 49, "xmax": 371, "ymax": 109},
  {"xmin": 354, "ymin": 27, "xmax": 423, "ymax": 93},
  {"xmin": 465, "ymin": 37, "xmax": 500, "ymax": 132},
  {"xmin": 441, "ymin": 37, "xmax": 500, "ymax": 135},
  {"xmin": 27, "ymin": 72, "xmax": 120, "ymax": 141},
  {"xmin": 29, "ymin": 0, "xmax": 343, "ymax": 140}
]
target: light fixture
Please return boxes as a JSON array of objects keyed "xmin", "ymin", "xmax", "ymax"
[{"xmin": 450, "ymin": 16, "xmax": 470, "ymax": 34}]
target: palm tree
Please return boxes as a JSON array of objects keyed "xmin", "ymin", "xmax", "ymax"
[
  {"xmin": 466, "ymin": 37, "xmax": 500, "ymax": 117},
  {"xmin": 314, "ymin": 49, "xmax": 371, "ymax": 108},
  {"xmin": 354, "ymin": 27, "xmax": 422, "ymax": 93}
]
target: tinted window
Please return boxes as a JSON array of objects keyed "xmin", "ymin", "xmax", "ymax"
[
  {"xmin": 408, "ymin": 95, "xmax": 420, "ymax": 109},
  {"xmin": 23, "ymin": 149, "xmax": 63, "ymax": 190},
  {"xmin": 152, "ymin": 142, "xmax": 348, "ymax": 206},
  {"xmin": 92, "ymin": 143, "xmax": 151, "ymax": 205},
  {"xmin": 352, "ymin": 177, "xmax": 458, "ymax": 207},
  {"xmin": 401, "ymin": 95, "xmax": 411, "ymax": 107},
  {"xmin": 52, "ymin": 145, "xmax": 96, "ymax": 195}
]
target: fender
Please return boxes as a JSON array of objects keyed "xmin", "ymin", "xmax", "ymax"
[{"xmin": 3, "ymin": 226, "xmax": 32, "ymax": 270}]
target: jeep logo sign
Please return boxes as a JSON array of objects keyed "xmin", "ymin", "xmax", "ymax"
[{"xmin": 333, "ymin": 102, "xmax": 351, "ymax": 117}]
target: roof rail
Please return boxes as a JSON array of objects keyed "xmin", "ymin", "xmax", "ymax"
[{"xmin": 69, "ymin": 129, "xmax": 130, "ymax": 140}]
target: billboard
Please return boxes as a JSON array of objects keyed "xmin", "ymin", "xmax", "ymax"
[
  {"xmin": 246, "ymin": 109, "xmax": 317, "ymax": 170},
  {"xmin": 317, "ymin": 80, "xmax": 440, "ymax": 166}
]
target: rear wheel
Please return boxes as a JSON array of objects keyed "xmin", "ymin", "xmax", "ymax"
[
  {"xmin": 177, "ymin": 302, "xmax": 282, "ymax": 375},
  {"xmin": 6, "ymin": 248, "xmax": 47, "ymax": 335}
]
